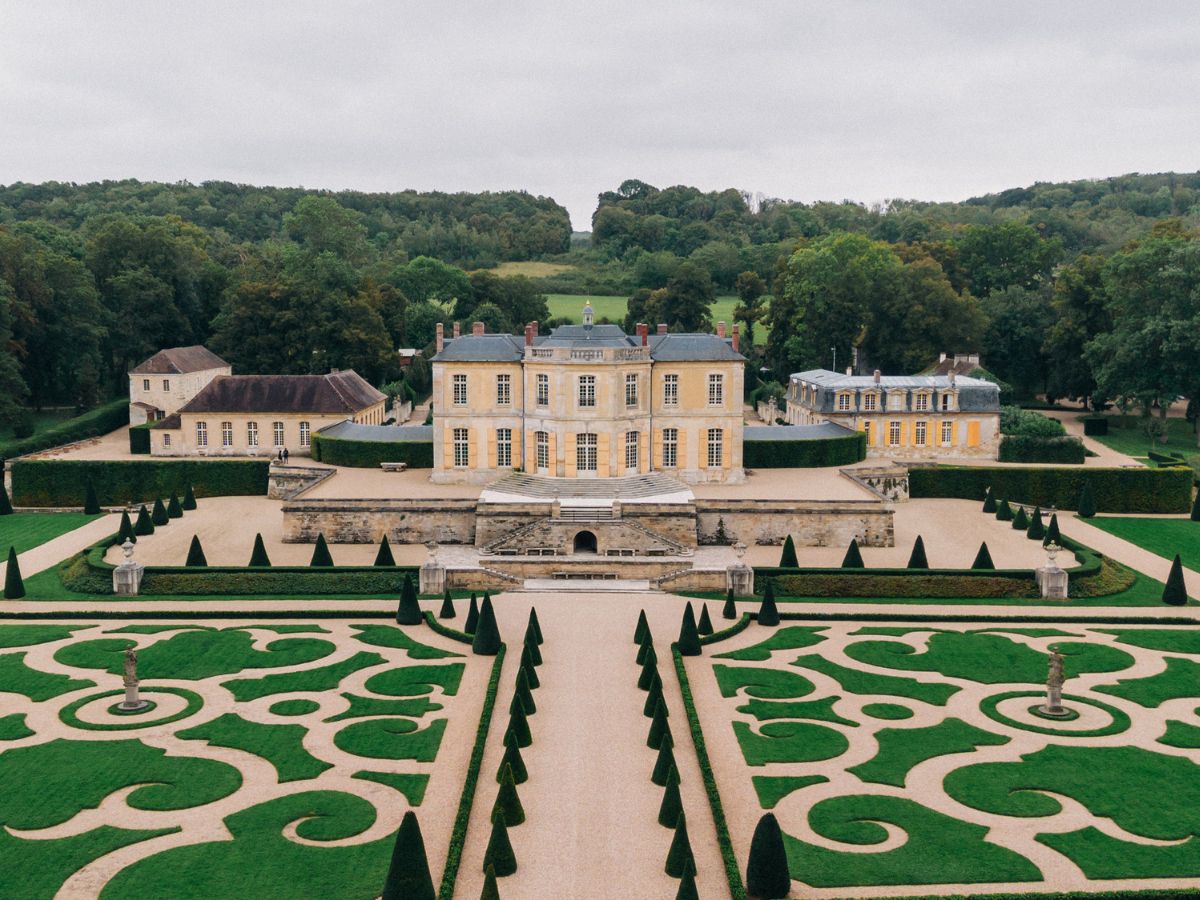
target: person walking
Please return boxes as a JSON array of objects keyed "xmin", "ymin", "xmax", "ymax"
[{"xmin": 282, "ymin": 447, "xmax": 290, "ymax": 464}]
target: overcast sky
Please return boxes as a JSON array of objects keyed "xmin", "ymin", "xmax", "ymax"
[{"xmin": 1, "ymin": 1, "xmax": 1198, "ymax": 230}]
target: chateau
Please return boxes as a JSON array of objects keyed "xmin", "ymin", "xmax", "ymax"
[
  {"xmin": 128, "ymin": 346, "xmax": 230, "ymax": 425},
  {"xmin": 429, "ymin": 307, "xmax": 746, "ymax": 484}
]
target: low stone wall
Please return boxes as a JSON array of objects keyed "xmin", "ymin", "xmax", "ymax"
[
  {"xmin": 267, "ymin": 464, "xmax": 335, "ymax": 500},
  {"xmin": 841, "ymin": 465, "xmax": 909, "ymax": 501},
  {"xmin": 475, "ymin": 501, "xmax": 697, "ymax": 550},
  {"xmin": 485, "ymin": 556, "xmax": 691, "ymax": 581},
  {"xmin": 654, "ymin": 568, "xmax": 727, "ymax": 592},
  {"xmin": 282, "ymin": 498, "xmax": 477, "ymax": 544},
  {"xmin": 695, "ymin": 499, "xmax": 893, "ymax": 547}
]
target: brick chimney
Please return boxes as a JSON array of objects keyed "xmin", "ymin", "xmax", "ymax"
[
  {"xmin": 717, "ymin": 321, "xmax": 726, "ymax": 339},
  {"xmin": 525, "ymin": 323, "xmax": 534, "ymax": 347},
  {"xmin": 436, "ymin": 322, "xmax": 444, "ymax": 354},
  {"xmin": 452, "ymin": 322, "xmax": 461, "ymax": 339},
  {"xmin": 873, "ymin": 369, "xmax": 881, "ymax": 383},
  {"xmin": 657, "ymin": 323, "xmax": 668, "ymax": 335},
  {"xmin": 637, "ymin": 322, "xmax": 648, "ymax": 346},
  {"xmin": 732, "ymin": 324, "xmax": 740, "ymax": 353},
  {"xmin": 472, "ymin": 321, "xmax": 485, "ymax": 336}
]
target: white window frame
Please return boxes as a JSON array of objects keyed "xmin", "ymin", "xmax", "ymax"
[
  {"xmin": 453, "ymin": 427, "xmax": 469, "ymax": 467},
  {"xmin": 863, "ymin": 421, "xmax": 871, "ymax": 444},
  {"xmin": 577, "ymin": 433, "xmax": 597, "ymax": 471},
  {"xmin": 915, "ymin": 420, "xmax": 927, "ymax": 447},
  {"xmin": 452, "ymin": 373, "xmax": 468, "ymax": 406},
  {"xmin": 578, "ymin": 375, "xmax": 596, "ymax": 408},
  {"xmin": 625, "ymin": 373, "xmax": 638, "ymax": 407},
  {"xmin": 941, "ymin": 393, "xmax": 954, "ymax": 411},
  {"xmin": 889, "ymin": 392, "xmax": 905, "ymax": 411},
  {"xmin": 273, "ymin": 421, "xmax": 285, "ymax": 448},
  {"xmin": 662, "ymin": 428, "xmax": 678, "ymax": 468},
  {"xmin": 664, "ymin": 373, "xmax": 678, "ymax": 406},
  {"xmin": 888, "ymin": 420, "xmax": 901, "ymax": 446},
  {"xmin": 863, "ymin": 392, "xmax": 877, "ymax": 411},
  {"xmin": 162, "ymin": 379, "xmax": 170, "ymax": 391},
  {"xmin": 163, "ymin": 433, "xmax": 171, "ymax": 447},
  {"xmin": 837, "ymin": 392, "xmax": 851, "ymax": 411},
  {"xmin": 142, "ymin": 378, "xmax": 150, "ymax": 391},
  {"xmin": 496, "ymin": 374, "xmax": 511, "ymax": 406},
  {"xmin": 299, "ymin": 421, "xmax": 311, "ymax": 448},
  {"xmin": 915, "ymin": 393, "xmax": 930, "ymax": 412},
  {"xmin": 221, "ymin": 421, "xmax": 233, "ymax": 448},
  {"xmin": 497, "ymin": 428, "xmax": 512, "ymax": 467},
  {"xmin": 196, "ymin": 421, "xmax": 208, "ymax": 447},
  {"xmin": 247, "ymin": 421, "xmax": 259, "ymax": 447},
  {"xmin": 941, "ymin": 420, "xmax": 954, "ymax": 446},
  {"xmin": 625, "ymin": 430, "xmax": 639, "ymax": 470},
  {"xmin": 535, "ymin": 431, "xmax": 549, "ymax": 470},
  {"xmin": 707, "ymin": 427, "xmax": 723, "ymax": 467},
  {"xmin": 536, "ymin": 373, "xmax": 549, "ymax": 406},
  {"xmin": 707, "ymin": 373, "xmax": 724, "ymax": 406}
]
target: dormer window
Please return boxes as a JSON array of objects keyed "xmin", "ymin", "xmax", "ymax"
[
  {"xmin": 836, "ymin": 392, "xmax": 852, "ymax": 412},
  {"xmin": 915, "ymin": 392, "xmax": 930, "ymax": 412},
  {"xmin": 941, "ymin": 393, "xmax": 955, "ymax": 411},
  {"xmin": 862, "ymin": 392, "xmax": 877, "ymax": 411}
]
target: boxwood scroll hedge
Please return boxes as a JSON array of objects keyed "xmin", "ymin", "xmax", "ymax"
[
  {"xmin": 909, "ymin": 465, "xmax": 1192, "ymax": 514},
  {"xmin": 12, "ymin": 459, "xmax": 270, "ymax": 507},
  {"xmin": 310, "ymin": 433, "xmax": 433, "ymax": 468},
  {"xmin": 743, "ymin": 430, "xmax": 866, "ymax": 469}
]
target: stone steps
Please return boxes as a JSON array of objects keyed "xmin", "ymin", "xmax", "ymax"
[{"xmin": 484, "ymin": 472, "xmax": 687, "ymax": 500}]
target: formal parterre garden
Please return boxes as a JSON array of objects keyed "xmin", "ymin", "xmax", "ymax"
[
  {"xmin": 691, "ymin": 621, "xmax": 1200, "ymax": 894},
  {"xmin": 0, "ymin": 620, "xmax": 486, "ymax": 898}
]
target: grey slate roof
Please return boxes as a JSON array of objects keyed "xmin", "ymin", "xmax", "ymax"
[
  {"xmin": 791, "ymin": 369, "xmax": 995, "ymax": 390},
  {"xmin": 648, "ymin": 333, "xmax": 744, "ymax": 361},
  {"xmin": 433, "ymin": 325, "xmax": 744, "ymax": 362},
  {"xmin": 317, "ymin": 422, "xmax": 432, "ymax": 442},
  {"xmin": 745, "ymin": 423, "xmax": 858, "ymax": 441},
  {"xmin": 434, "ymin": 334, "xmax": 525, "ymax": 362},
  {"xmin": 130, "ymin": 345, "xmax": 229, "ymax": 375},
  {"xmin": 178, "ymin": 371, "xmax": 385, "ymax": 415}
]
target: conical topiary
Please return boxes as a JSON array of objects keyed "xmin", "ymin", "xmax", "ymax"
[
  {"xmin": 1192, "ymin": 490, "xmax": 1200, "ymax": 522},
  {"xmin": 996, "ymin": 499, "xmax": 1014, "ymax": 522},
  {"xmin": 84, "ymin": 480, "xmax": 100, "ymax": 515},
  {"xmin": 971, "ymin": 542, "xmax": 994, "ymax": 570},
  {"xmin": 697, "ymin": 604, "xmax": 713, "ymax": 636},
  {"xmin": 509, "ymin": 691, "xmax": 527, "ymax": 717},
  {"xmin": 0, "ymin": 487, "xmax": 12, "ymax": 516},
  {"xmin": 677, "ymin": 602, "xmax": 701, "ymax": 656},
  {"xmin": 439, "ymin": 587, "xmax": 455, "ymax": 619},
  {"xmin": 675, "ymin": 859, "xmax": 699, "ymax": 900},
  {"xmin": 465, "ymin": 593, "xmax": 480, "ymax": 633},
  {"xmin": 167, "ymin": 492, "xmax": 183, "ymax": 519},
  {"xmin": 482, "ymin": 811, "xmax": 517, "ymax": 877},
  {"xmin": 722, "ymin": 586, "xmax": 736, "ymax": 619},
  {"xmin": 637, "ymin": 630, "xmax": 655, "ymax": 667},
  {"xmin": 310, "ymin": 533, "xmax": 334, "ymax": 567},
  {"xmin": 643, "ymin": 671, "xmax": 664, "ymax": 718},
  {"xmin": 1012, "ymin": 506, "xmax": 1029, "ymax": 530},
  {"xmin": 758, "ymin": 580, "xmax": 780, "ymax": 627},
  {"xmin": 151, "ymin": 497, "xmax": 169, "ymax": 526},
  {"xmin": 841, "ymin": 538, "xmax": 864, "ymax": 568},
  {"xmin": 1163, "ymin": 554, "xmax": 1188, "ymax": 605},
  {"xmin": 638, "ymin": 646, "xmax": 658, "ymax": 690},
  {"xmin": 472, "ymin": 594, "xmax": 501, "ymax": 655},
  {"xmin": 515, "ymin": 667, "xmax": 536, "ymax": 714},
  {"xmin": 528, "ymin": 607, "xmax": 543, "ymax": 644},
  {"xmin": 185, "ymin": 535, "xmax": 208, "ymax": 567},
  {"xmin": 117, "ymin": 510, "xmax": 136, "ymax": 544},
  {"xmin": 746, "ymin": 812, "xmax": 791, "ymax": 899},
  {"xmin": 374, "ymin": 535, "xmax": 396, "ymax": 566},
  {"xmin": 396, "ymin": 573, "xmax": 422, "ymax": 625},
  {"xmin": 4, "ymin": 547, "xmax": 25, "ymax": 599},
  {"xmin": 906, "ymin": 535, "xmax": 928, "ymax": 569},
  {"xmin": 524, "ymin": 631, "xmax": 542, "ymax": 666},
  {"xmin": 492, "ymin": 762, "xmax": 525, "ymax": 826},
  {"xmin": 1078, "ymin": 484, "xmax": 1097, "ymax": 518},
  {"xmin": 380, "ymin": 810, "xmax": 436, "ymax": 900},
  {"xmin": 982, "ymin": 486, "xmax": 997, "ymax": 513},
  {"xmin": 665, "ymin": 812, "xmax": 695, "ymax": 879},
  {"xmin": 1027, "ymin": 507, "xmax": 1045, "ymax": 540},
  {"xmin": 498, "ymin": 731, "xmax": 527, "ymax": 783},
  {"xmin": 134, "ymin": 504, "xmax": 154, "ymax": 536},
  {"xmin": 648, "ymin": 697, "xmax": 671, "ymax": 750},
  {"xmin": 658, "ymin": 765, "xmax": 682, "ymax": 827},
  {"xmin": 506, "ymin": 702, "xmax": 532, "ymax": 748},
  {"xmin": 249, "ymin": 533, "xmax": 271, "ymax": 566},
  {"xmin": 634, "ymin": 608, "xmax": 649, "ymax": 644},
  {"xmin": 778, "ymin": 534, "xmax": 798, "ymax": 568},
  {"xmin": 519, "ymin": 652, "xmax": 540, "ymax": 690},
  {"xmin": 182, "ymin": 483, "xmax": 197, "ymax": 510},
  {"xmin": 651, "ymin": 736, "xmax": 675, "ymax": 786},
  {"xmin": 481, "ymin": 865, "xmax": 500, "ymax": 900},
  {"xmin": 1044, "ymin": 513, "xmax": 1061, "ymax": 546}
]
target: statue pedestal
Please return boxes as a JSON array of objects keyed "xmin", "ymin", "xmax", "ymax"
[
  {"xmin": 113, "ymin": 562, "xmax": 145, "ymax": 596},
  {"xmin": 120, "ymin": 679, "xmax": 149, "ymax": 711},
  {"xmin": 1036, "ymin": 565, "xmax": 1068, "ymax": 600},
  {"xmin": 420, "ymin": 562, "xmax": 446, "ymax": 596},
  {"xmin": 726, "ymin": 564, "xmax": 753, "ymax": 596}
]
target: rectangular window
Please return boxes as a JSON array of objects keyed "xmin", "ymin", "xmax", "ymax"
[
  {"xmin": 915, "ymin": 420, "xmax": 927, "ymax": 446},
  {"xmin": 863, "ymin": 421, "xmax": 871, "ymax": 444},
  {"xmin": 221, "ymin": 421, "xmax": 233, "ymax": 448},
  {"xmin": 888, "ymin": 420, "xmax": 901, "ymax": 446},
  {"xmin": 941, "ymin": 420, "xmax": 954, "ymax": 445},
  {"xmin": 536, "ymin": 431, "xmax": 549, "ymax": 470},
  {"xmin": 941, "ymin": 393, "xmax": 952, "ymax": 411},
  {"xmin": 625, "ymin": 373, "xmax": 639, "ymax": 407},
  {"xmin": 162, "ymin": 379, "xmax": 170, "ymax": 391},
  {"xmin": 890, "ymin": 393, "xmax": 904, "ymax": 411},
  {"xmin": 707, "ymin": 427, "xmax": 723, "ymax": 467},
  {"xmin": 662, "ymin": 428, "xmax": 678, "ymax": 468},
  {"xmin": 578, "ymin": 375, "xmax": 596, "ymax": 408},
  {"xmin": 299, "ymin": 421, "xmax": 311, "ymax": 448},
  {"xmin": 452, "ymin": 373, "xmax": 467, "ymax": 406},
  {"xmin": 496, "ymin": 428, "xmax": 512, "ymax": 467},
  {"xmin": 837, "ymin": 393, "xmax": 851, "ymax": 411},
  {"xmin": 453, "ymin": 427, "xmax": 469, "ymax": 467},
  {"xmin": 536, "ymin": 373, "xmax": 549, "ymax": 406},
  {"xmin": 196, "ymin": 421, "xmax": 208, "ymax": 447},
  {"xmin": 625, "ymin": 430, "xmax": 639, "ymax": 470},
  {"xmin": 273, "ymin": 421, "xmax": 285, "ymax": 448},
  {"xmin": 915, "ymin": 393, "xmax": 929, "ymax": 411},
  {"xmin": 496, "ymin": 374, "xmax": 511, "ymax": 405},
  {"xmin": 863, "ymin": 393, "xmax": 877, "ymax": 411},
  {"xmin": 708, "ymin": 374, "xmax": 724, "ymax": 406},
  {"xmin": 577, "ymin": 433, "xmax": 597, "ymax": 471},
  {"xmin": 163, "ymin": 433, "xmax": 171, "ymax": 447},
  {"xmin": 247, "ymin": 422, "xmax": 259, "ymax": 447},
  {"xmin": 664, "ymin": 374, "xmax": 678, "ymax": 406},
  {"xmin": 142, "ymin": 378, "xmax": 150, "ymax": 391}
]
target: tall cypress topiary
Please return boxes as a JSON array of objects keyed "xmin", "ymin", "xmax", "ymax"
[
  {"xmin": 310, "ymin": 533, "xmax": 334, "ymax": 567},
  {"xmin": 651, "ymin": 736, "xmax": 675, "ymax": 786},
  {"xmin": 778, "ymin": 534, "xmax": 798, "ymax": 568},
  {"xmin": 465, "ymin": 593, "xmax": 479, "ymax": 634},
  {"xmin": 906, "ymin": 536, "xmax": 928, "ymax": 569},
  {"xmin": 971, "ymin": 542, "xmax": 994, "ymax": 570},
  {"xmin": 528, "ymin": 607, "xmax": 543, "ymax": 644},
  {"xmin": 498, "ymin": 731, "xmax": 527, "ymax": 783},
  {"xmin": 515, "ymin": 666, "xmax": 536, "ymax": 713},
  {"xmin": 1012, "ymin": 506, "xmax": 1029, "ymax": 530},
  {"xmin": 249, "ymin": 533, "xmax": 271, "ymax": 566},
  {"xmin": 1027, "ymin": 507, "xmax": 1045, "ymax": 540},
  {"xmin": 374, "ymin": 534, "xmax": 396, "ymax": 566},
  {"xmin": 722, "ymin": 586, "xmax": 737, "ymax": 619},
  {"xmin": 746, "ymin": 812, "xmax": 791, "ymax": 898},
  {"xmin": 634, "ymin": 608, "xmax": 649, "ymax": 644},
  {"xmin": 151, "ymin": 497, "xmax": 169, "ymax": 526},
  {"xmin": 638, "ymin": 646, "xmax": 658, "ymax": 690},
  {"xmin": 841, "ymin": 538, "xmax": 864, "ymax": 568},
  {"xmin": 396, "ymin": 574, "xmax": 422, "ymax": 625},
  {"xmin": 996, "ymin": 499, "xmax": 1014, "ymax": 522},
  {"xmin": 982, "ymin": 486, "xmax": 996, "ymax": 513},
  {"xmin": 118, "ymin": 510, "xmax": 136, "ymax": 544},
  {"xmin": 0, "ymin": 487, "xmax": 12, "ymax": 516},
  {"xmin": 697, "ymin": 603, "xmax": 714, "ymax": 636},
  {"xmin": 665, "ymin": 812, "xmax": 695, "ymax": 878},
  {"xmin": 758, "ymin": 580, "xmax": 780, "ymax": 627},
  {"xmin": 472, "ymin": 594, "xmax": 501, "ymax": 655},
  {"xmin": 185, "ymin": 535, "xmax": 208, "ymax": 567},
  {"xmin": 1163, "ymin": 554, "xmax": 1188, "ymax": 605},
  {"xmin": 677, "ymin": 602, "xmax": 701, "ymax": 656},
  {"xmin": 167, "ymin": 492, "xmax": 183, "ymax": 519},
  {"xmin": 524, "ymin": 630, "xmax": 542, "ymax": 666},
  {"xmin": 182, "ymin": 483, "xmax": 197, "ymax": 510},
  {"xmin": 84, "ymin": 480, "xmax": 100, "ymax": 515},
  {"xmin": 1044, "ymin": 513, "xmax": 1061, "ymax": 546},
  {"xmin": 637, "ymin": 630, "xmax": 654, "ymax": 667},
  {"xmin": 438, "ymin": 587, "xmax": 455, "ymax": 619},
  {"xmin": 506, "ymin": 702, "xmax": 532, "ymax": 748},
  {"xmin": 648, "ymin": 697, "xmax": 671, "ymax": 750},
  {"xmin": 675, "ymin": 859, "xmax": 699, "ymax": 900},
  {"xmin": 1078, "ymin": 484, "xmax": 1097, "ymax": 518},
  {"xmin": 134, "ymin": 504, "xmax": 154, "ymax": 536},
  {"xmin": 482, "ymin": 811, "xmax": 517, "ymax": 877},
  {"xmin": 480, "ymin": 865, "xmax": 500, "ymax": 900},
  {"xmin": 4, "ymin": 547, "xmax": 25, "ymax": 599},
  {"xmin": 1192, "ymin": 490, "xmax": 1200, "ymax": 522},
  {"xmin": 519, "ymin": 652, "xmax": 540, "ymax": 689},
  {"xmin": 658, "ymin": 764, "xmax": 682, "ymax": 827},
  {"xmin": 380, "ymin": 810, "xmax": 435, "ymax": 900},
  {"xmin": 643, "ymin": 671, "xmax": 664, "ymax": 717},
  {"xmin": 492, "ymin": 762, "xmax": 525, "ymax": 826}
]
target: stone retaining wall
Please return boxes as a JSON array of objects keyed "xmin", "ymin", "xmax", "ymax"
[
  {"xmin": 695, "ymin": 499, "xmax": 893, "ymax": 547},
  {"xmin": 282, "ymin": 498, "xmax": 477, "ymax": 544}
]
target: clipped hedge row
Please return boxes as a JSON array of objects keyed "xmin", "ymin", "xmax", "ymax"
[
  {"xmin": 1081, "ymin": 415, "xmax": 1109, "ymax": 436},
  {"xmin": 743, "ymin": 431, "xmax": 866, "ymax": 469},
  {"xmin": 758, "ymin": 570, "xmax": 1039, "ymax": 599},
  {"xmin": 998, "ymin": 435, "xmax": 1086, "ymax": 464},
  {"xmin": 128, "ymin": 423, "xmax": 152, "ymax": 454},
  {"xmin": 12, "ymin": 459, "xmax": 270, "ymax": 507},
  {"xmin": 0, "ymin": 399, "xmax": 128, "ymax": 464},
  {"xmin": 138, "ymin": 566, "xmax": 419, "ymax": 596},
  {"xmin": 310, "ymin": 433, "xmax": 433, "ymax": 468},
  {"xmin": 909, "ymin": 464, "xmax": 1193, "ymax": 513}
]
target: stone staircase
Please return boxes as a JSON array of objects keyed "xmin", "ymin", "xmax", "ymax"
[{"xmin": 483, "ymin": 472, "xmax": 689, "ymax": 500}]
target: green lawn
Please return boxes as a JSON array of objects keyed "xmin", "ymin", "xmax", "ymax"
[
  {"xmin": 545, "ymin": 293, "xmax": 768, "ymax": 344},
  {"xmin": 1083, "ymin": 414, "xmax": 1199, "ymax": 460},
  {"xmin": 0, "ymin": 409, "xmax": 77, "ymax": 455},
  {"xmin": 1088, "ymin": 516, "xmax": 1200, "ymax": 571},
  {"xmin": 0, "ymin": 513, "xmax": 101, "ymax": 555}
]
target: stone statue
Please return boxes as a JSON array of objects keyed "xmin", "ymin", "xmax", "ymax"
[
  {"xmin": 120, "ymin": 645, "xmax": 148, "ymax": 711},
  {"xmin": 123, "ymin": 646, "xmax": 138, "ymax": 684},
  {"xmin": 1039, "ymin": 648, "xmax": 1070, "ymax": 718}
]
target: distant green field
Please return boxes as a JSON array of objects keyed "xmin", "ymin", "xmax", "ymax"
[
  {"xmin": 1088, "ymin": 516, "xmax": 1200, "ymax": 573},
  {"xmin": 545, "ymin": 294, "xmax": 768, "ymax": 345},
  {"xmin": 1085, "ymin": 415, "xmax": 1198, "ymax": 460}
]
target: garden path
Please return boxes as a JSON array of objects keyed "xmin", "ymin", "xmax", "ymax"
[
  {"xmin": 0, "ymin": 512, "xmax": 119, "ymax": 581},
  {"xmin": 1060, "ymin": 515, "xmax": 1200, "ymax": 599}
]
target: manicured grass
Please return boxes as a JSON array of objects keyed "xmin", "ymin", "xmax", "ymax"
[
  {"xmin": 1088, "ymin": 516, "xmax": 1200, "ymax": 572},
  {"xmin": 848, "ymin": 718, "xmax": 1009, "ymax": 787},
  {"xmin": 712, "ymin": 663, "xmax": 815, "ymax": 699},
  {"xmin": 751, "ymin": 774, "xmax": 828, "ymax": 809},
  {"xmin": 0, "ymin": 713, "xmax": 34, "ymax": 740},
  {"xmin": 0, "ymin": 513, "xmax": 100, "ymax": 554},
  {"xmin": 491, "ymin": 260, "xmax": 577, "ymax": 278},
  {"xmin": 1098, "ymin": 628, "xmax": 1200, "ymax": 654},
  {"xmin": 1096, "ymin": 657, "xmax": 1200, "ymax": 708},
  {"xmin": 1082, "ymin": 414, "xmax": 1198, "ymax": 460},
  {"xmin": 1158, "ymin": 721, "xmax": 1200, "ymax": 749},
  {"xmin": 364, "ymin": 662, "xmax": 465, "ymax": 698},
  {"xmin": 334, "ymin": 717, "xmax": 447, "ymax": 762},
  {"xmin": 0, "ymin": 824, "xmax": 174, "ymax": 899},
  {"xmin": 861, "ymin": 703, "xmax": 914, "ymax": 720},
  {"xmin": 0, "ymin": 408, "xmax": 78, "ymax": 451},
  {"xmin": 0, "ymin": 624, "xmax": 85, "ymax": 648},
  {"xmin": 545, "ymin": 293, "xmax": 766, "ymax": 343},
  {"xmin": 225, "ymin": 652, "xmax": 386, "ymax": 702},
  {"xmin": 353, "ymin": 771, "xmax": 430, "ymax": 806},
  {"xmin": 713, "ymin": 626, "xmax": 827, "ymax": 661},
  {"xmin": 1042, "ymin": 826, "xmax": 1200, "ymax": 879},
  {"xmin": 0, "ymin": 652, "xmax": 94, "ymax": 700},
  {"xmin": 790, "ymin": 654, "xmax": 959, "ymax": 705},
  {"xmin": 733, "ymin": 719, "xmax": 849, "ymax": 765},
  {"xmin": 59, "ymin": 687, "xmax": 205, "ymax": 731},
  {"xmin": 178, "ymin": 713, "xmax": 331, "ymax": 783},
  {"xmin": 269, "ymin": 698, "xmax": 321, "ymax": 716},
  {"xmin": 350, "ymin": 624, "xmax": 462, "ymax": 659},
  {"xmin": 737, "ymin": 697, "xmax": 857, "ymax": 727},
  {"xmin": 326, "ymin": 693, "xmax": 442, "ymax": 722}
]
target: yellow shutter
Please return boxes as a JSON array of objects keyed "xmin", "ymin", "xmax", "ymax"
[
  {"xmin": 967, "ymin": 420, "xmax": 980, "ymax": 447},
  {"xmin": 597, "ymin": 432, "xmax": 611, "ymax": 477},
  {"xmin": 442, "ymin": 427, "xmax": 453, "ymax": 468},
  {"xmin": 653, "ymin": 428, "xmax": 664, "ymax": 470},
  {"xmin": 564, "ymin": 433, "xmax": 576, "ymax": 477},
  {"xmin": 722, "ymin": 427, "xmax": 731, "ymax": 468},
  {"xmin": 487, "ymin": 429, "xmax": 497, "ymax": 468},
  {"xmin": 548, "ymin": 431, "xmax": 558, "ymax": 475},
  {"xmin": 678, "ymin": 429, "xmax": 688, "ymax": 469}
]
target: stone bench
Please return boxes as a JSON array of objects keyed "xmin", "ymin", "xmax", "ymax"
[{"xmin": 380, "ymin": 462, "xmax": 408, "ymax": 472}]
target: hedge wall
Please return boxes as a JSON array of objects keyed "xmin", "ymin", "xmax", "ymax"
[
  {"xmin": 128, "ymin": 423, "xmax": 152, "ymax": 454},
  {"xmin": 908, "ymin": 465, "xmax": 1192, "ymax": 513},
  {"xmin": 310, "ymin": 433, "xmax": 433, "ymax": 468},
  {"xmin": 1081, "ymin": 415, "xmax": 1109, "ymax": 436},
  {"xmin": 998, "ymin": 435, "xmax": 1086, "ymax": 464},
  {"xmin": 12, "ymin": 459, "xmax": 270, "ymax": 507},
  {"xmin": 743, "ymin": 431, "xmax": 866, "ymax": 469},
  {"xmin": 0, "ymin": 399, "xmax": 128, "ymax": 464}
]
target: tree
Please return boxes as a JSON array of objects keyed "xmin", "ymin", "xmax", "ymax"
[
  {"xmin": 634, "ymin": 609, "xmax": 650, "ymax": 644},
  {"xmin": 492, "ymin": 763, "xmax": 525, "ymax": 826},
  {"xmin": 677, "ymin": 603, "xmax": 701, "ymax": 656},
  {"xmin": 647, "ymin": 698, "xmax": 671, "ymax": 750},
  {"xmin": 758, "ymin": 581, "xmax": 780, "ymax": 627},
  {"xmin": 151, "ymin": 497, "xmax": 169, "ymax": 526},
  {"xmin": 249, "ymin": 533, "xmax": 271, "ymax": 566},
  {"xmin": 134, "ymin": 504, "xmax": 154, "ymax": 536},
  {"xmin": 481, "ymin": 865, "xmax": 500, "ymax": 900},
  {"xmin": 1027, "ymin": 507, "xmax": 1046, "ymax": 540},
  {"xmin": 117, "ymin": 510, "xmax": 135, "ymax": 543},
  {"xmin": 954, "ymin": 221, "xmax": 1063, "ymax": 297},
  {"xmin": 654, "ymin": 262, "xmax": 716, "ymax": 333},
  {"xmin": 4, "ymin": 546, "xmax": 25, "ymax": 599},
  {"xmin": 1043, "ymin": 253, "xmax": 1109, "ymax": 405},
  {"xmin": 374, "ymin": 535, "xmax": 396, "ymax": 566},
  {"xmin": 722, "ymin": 587, "xmax": 737, "ymax": 619},
  {"xmin": 1044, "ymin": 514, "xmax": 1061, "ymax": 547},
  {"xmin": 675, "ymin": 859, "xmax": 699, "ymax": 900},
  {"xmin": 396, "ymin": 574, "xmax": 422, "ymax": 625},
  {"xmin": 732, "ymin": 271, "xmax": 767, "ymax": 347},
  {"xmin": 658, "ymin": 765, "xmax": 682, "ymax": 827},
  {"xmin": 498, "ymin": 730, "xmax": 528, "ymax": 783},
  {"xmin": 982, "ymin": 487, "xmax": 997, "ymax": 513},
  {"xmin": 1192, "ymin": 491, "xmax": 1200, "ymax": 522},
  {"xmin": 167, "ymin": 493, "xmax": 183, "ymax": 519},
  {"xmin": 472, "ymin": 594, "xmax": 501, "ymax": 655},
  {"xmin": 972, "ymin": 542, "xmax": 995, "ymax": 570},
  {"xmin": 778, "ymin": 535, "xmax": 798, "ymax": 568},
  {"xmin": 697, "ymin": 604, "xmax": 714, "ymax": 636},
  {"xmin": 1163, "ymin": 554, "xmax": 1188, "ymax": 605},
  {"xmin": 996, "ymin": 499, "xmax": 1014, "ymax": 522},
  {"xmin": 981, "ymin": 286, "xmax": 1056, "ymax": 399},
  {"xmin": 841, "ymin": 539, "xmax": 864, "ymax": 568},
  {"xmin": 1012, "ymin": 506, "xmax": 1030, "ymax": 530},
  {"xmin": 527, "ymin": 607, "xmax": 543, "ymax": 644},
  {"xmin": 1078, "ymin": 485, "xmax": 1096, "ymax": 518},
  {"xmin": 652, "ymin": 738, "xmax": 676, "ymax": 786},
  {"xmin": 506, "ymin": 700, "xmax": 532, "ymax": 748},
  {"xmin": 665, "ymin": 812, "xmax": 695, "ymax": 879},
  {"xmin": 182, "ymin": 484, "xmax": 197, "ymax": 510},
  {"xmin": 907, "ymin": 536, "xmax": 928, "ymax": 569},
  {"xmin": 185, "ymin": 535, "xmax": 208, "ymax": 567},
  {"xmin": 515, "ymin": 667, "xmax": 536, "ymax": 714},
  {"xmin": 309, "ymin": 534, "xmax": 334, "ymax": 567},
  {"xmin": 465, "ymin": 593, "xmax": 479, "ymax": 634},
  {"xmin": 643, "ymin": 671, "xmax": 664, "ymax": 718},
  {"xmin": 482, "ymin": 812, "xmax": 517, "ymax": 877},
  {"xmin": 438, "ymin": 587, "xmax": 455, "ymax": 619},
  {"xmin": 746, "ymin": 813, "xmax": 791, "ymax": 898},
  {"xmin": 380, "ymin": 811, "xmax": 435, "ymax": 900},
  {"xmin": 83, "ymin": 481, "xmax": 100, "ymax": 515},
  {"xmin": 283, "ymin": 195, "xmax": 370, "ymax": 263},
  {"xmin": 463, "ymin": 271, "xmax": 548, "ymax": 327},
  {"xmin": 389, "ymin": 256, "xmax": 471, "ymax": 306},
  {"xmin": 0, "ymin": 487, "xmax": 12, "ymax": 516}
]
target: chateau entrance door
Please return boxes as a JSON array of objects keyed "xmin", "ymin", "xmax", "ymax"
[{"xmin": 572, "ymin": 530, "xmax": 598, "ymax": 554}]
